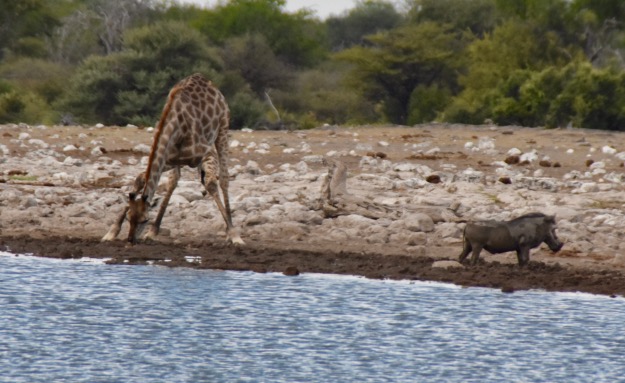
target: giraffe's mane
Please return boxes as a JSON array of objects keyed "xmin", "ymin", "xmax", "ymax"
[{"xmin": 142, "ymin": 85, "xmax": 183, "ymax": 198}]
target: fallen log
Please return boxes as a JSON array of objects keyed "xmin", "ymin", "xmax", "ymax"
[{"xmin": 316, "ymin": 159, "xmax": 462, "ymax": 222}]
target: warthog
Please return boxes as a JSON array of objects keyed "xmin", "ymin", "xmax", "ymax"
[{"xmin": 458, "ymin": 213, "xmax": 563, "ymax": 266}]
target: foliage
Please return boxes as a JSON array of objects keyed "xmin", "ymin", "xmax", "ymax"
[
  {"xmin": 227, "ymin": 91, "xmax": 267, "ymax": 129},
  {"xmin": 61, "ymin": 21, "xmax": 222, "ymax": 125},
  {"xmin": 407, "ymin": 0, "xmax": 500, "ymax": 37},
  {"xmin": 325, "ymin": 1, "xmax": 403, "ymax": 50},
  {"xmin": 190, "ymin": 0, "xmax": 325, "ymax": 67},
  {"xmin": 0, "ymin": 0, "xmax": 64, "ymax": 59},
  {"xmin": 221, "ymin": 34, "xmax": 292, "ymax": 95},
  {"xmin": 337, "ymin": 22, "xmax": 467, "ymax": 124},
  {"xmin": 1, "ymin": 0, "xmax": 625, "ymax": 131},
  {"xmin": 273, "ymin": 62, "xmax": 380, "ymax": 126},
  {"xmin": 407, "ymin": 84, "xmax": 452, "ymax": 125},
  {"xmin": 444, "ymin": 18, "xmax": 578, "ymax": 124},
  {"xmin": 492, "ymin": 62, "xmax": 625, "ymax": 130}
]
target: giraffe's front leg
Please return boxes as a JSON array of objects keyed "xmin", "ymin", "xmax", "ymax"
[
  {"xmin": 102, "ymin": 173, "xmax": 146, "ymax": 242},
  {"xmin": 101, "ymin": 206, "xmax": 129, "ymax": 241},
  {"xmin": 143, "ymin": 167, "xmax": 180, "ymax": 241}
]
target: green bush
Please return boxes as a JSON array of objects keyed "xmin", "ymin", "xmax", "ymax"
[
  {"xmin": 62, "ymin": 21, "xmax": 222, "ymax": 125},
  {"xmin": 227, "ymin": 91, "xmax": 266, "ymax": 129},
  {"xmin": 407, "ymin": 84, "xmax": 452, "ymax": 125},
  {"xmin": 0, "ymin": 90, "xmax": 57, "ymax": 124},
  {"xmin": 485, "ymin": 62, "xmax": 625, "ymax": 130}
]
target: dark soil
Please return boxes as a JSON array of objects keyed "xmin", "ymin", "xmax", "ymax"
[{"xmin": 2, "ymin": 234, "xmax": 625, "ymax": 298}]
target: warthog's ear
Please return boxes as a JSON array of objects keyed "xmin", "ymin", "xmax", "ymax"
[{"xmin": 129, "ymin": 192, "xmax": 137, "ymax": 201}]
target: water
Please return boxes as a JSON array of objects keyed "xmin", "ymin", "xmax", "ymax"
[{"xmin": 1, "ymin": 252, "xmax": 624, "ymax": 383}]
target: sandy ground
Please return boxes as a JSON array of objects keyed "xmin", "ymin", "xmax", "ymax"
[{"xmin": 2, "ymin": 122, "xmax": 625, "ymax": 296}]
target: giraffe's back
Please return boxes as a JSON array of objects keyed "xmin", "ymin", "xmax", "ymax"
[{"xmin": 161, "ymin": 73, "xmax": 230, "ymax": 167}]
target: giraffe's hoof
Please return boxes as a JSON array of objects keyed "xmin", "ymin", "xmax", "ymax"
[
  {"xmin": 101, "ymin": 232, "xmax": 116, "ymax": 242},
  {"xmin": 229, "ymin": 236, "xmax": 245, "ymax": 246}
]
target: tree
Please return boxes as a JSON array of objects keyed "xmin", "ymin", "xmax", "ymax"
[
  {"xmin": 61, "ymin": 21, "xmax": 222, "ymax": 125},
  {"xmin": 221, "ymin": 34, "xmax": 291, "ymax": 95},
  {"xmin": 407, "ymin": 0, "xmax": 500, "ymax": 37},
  {"xmin": 325, "ymin": 1, "xmax": 403, "ymax": 50},
  {"xmin": 190, "ymin": 0, "xmax": 326, "ymax": 67},
  {"xmin": 490, "ymin": 62, "xmax": 625, "ymax": 130},
  {"xmin": 444, "ymin": 18, "xmax": 577, "ymax": 124},
  {"xmin": 0, "ymin": 0, "xmax": 64, "ymax": 59},
  {"xmin": 337, "ymin": 22, "xmax": 466, "ymax": 124}
]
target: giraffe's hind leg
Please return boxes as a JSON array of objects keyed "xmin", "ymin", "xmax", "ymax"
[
  {"xmin": 102, "ymin": 172, "xmax": 146, "ymax": 241},
  {"xmin": 201, "ymin": 150, "xmax": 244, "ymax": 245}
]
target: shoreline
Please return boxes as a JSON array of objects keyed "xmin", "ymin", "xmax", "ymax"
[{"xmin": 2, "ymin": 234, "xmax": 625, "ymax": 297}]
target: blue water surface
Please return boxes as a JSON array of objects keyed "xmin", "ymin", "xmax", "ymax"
[{"xmin": 1, "ymin": 251, "xmax": 624, "ymax": 383}]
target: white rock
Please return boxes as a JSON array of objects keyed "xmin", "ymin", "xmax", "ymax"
[
  {"xmin": 63, "ymin": 145, "xmax": 78, "ymax": 152},
  {"xmin": 520, "ymin": 150, "xmax": 538, "ymax": 163},
  {"xmin": 404, "ymin": 213, "xmax": 435, "ymax": 232},
  {"xmin": 507, "ymin": 148, "xmax": 522, "ymax": 156},
  {"xmin": 134, "ymin": 144, "xmax": 151, "ymax": 154},
  {"xmin": 95, "ymin": 123, "xmax": 105, "ymax": 129},
  {"xmin": 18, "ymin": 133, "xmax": 31, "ymax": 140},
  {"xmin": 478, "ymin": 137, "xmax": 495, "ymax": 150},
  {"xmin": 602, "ymin": 145, "xmax": 617, "ymax": 154},
  {"xmin": 63, "ymin": 156, "xmax": 83, "ymax": 166},
  {"xmin": 295, "ymin": 161, "xmax": 309, "ymax": 174},
  {"xmin": 28, "ymin": 139, "xmax": 48, "ymax": 148},
  {"xmin": 302, "ymin": 155, "xmax": 324, "ymax": 163},
  {"xmin": 175, "ymin": 187, "xmax": 204, "ymax": 202},
  {"xmin": 432, "ymin": 260, "xmax": 464, "ymax": 269},
  {"xmin": 283, "ymin": 148, "xmax": 295, "ymax": 154},
  {"xmin": 378, "ymin": 141, "xmax": 389, "ymax": 147},
  {"xmin": 245, "ymin": 160, "xmax": 261, "ymax": 175},
  {"xmin": 589, "ymin": 161, "xmax": 605, "ymax": 169},
  {"xmin": 230, "ymin": 140, "xmax": 241, "ymax": 148},
  {"xmin": 393, "ymin": 163, "xmax": 418, "ymax": 172}
]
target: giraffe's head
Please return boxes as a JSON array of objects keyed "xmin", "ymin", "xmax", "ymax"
[{"xmin": 126, "ymin": 192, "xmax": 149, "ymax": 244}]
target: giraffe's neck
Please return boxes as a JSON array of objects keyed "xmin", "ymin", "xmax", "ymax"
[{"xmin": 141, "ymin": 86, "xmax": 183, "ymax": 202}]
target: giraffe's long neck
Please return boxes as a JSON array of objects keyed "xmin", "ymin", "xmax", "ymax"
[{"xmin": 141, "ymin": 86, "xmax": 182, "ymax": 202}]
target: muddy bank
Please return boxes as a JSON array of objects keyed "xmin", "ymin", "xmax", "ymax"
[{"xmin": 2, "ymin": 234, "xmax": 624, "ymax": 297}]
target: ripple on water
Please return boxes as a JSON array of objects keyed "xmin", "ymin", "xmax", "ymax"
[{"xmin": 1, "ymin": 252, "xmax": 625, "ymax": 382}]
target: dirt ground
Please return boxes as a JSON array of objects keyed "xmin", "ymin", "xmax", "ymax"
[{"xmin": 2, "ymin": 123, "xmax": 625, "ymax": 297}]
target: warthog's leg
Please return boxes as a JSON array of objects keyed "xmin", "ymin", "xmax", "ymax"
[
  {"xmin": 516, "ymin": 247, "xmax": 531, "ymax": 266},
  {"xmin": 143, "ymin": 167, "xmax": 180, "ymax": 241},
  {"xmin": 470, "ymin": 244, "xmax": 484, "ymax": 265},
  {"xmin": 458, "ymin": 238, "xmax": 472, "ymax": 263}
]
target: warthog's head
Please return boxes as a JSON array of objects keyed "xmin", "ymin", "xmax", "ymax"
[
  {"xmin": 127, "ymin": 192, "xmax": 149, "ymax": 245},
  {"xmin": 544, "ymin": 215, "xmax": 564, "ymax": 252}
]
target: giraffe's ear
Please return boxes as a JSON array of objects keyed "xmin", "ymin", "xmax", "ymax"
[{"xmin": 129, "ymin": 192, "xmax": 136, "ymax": 201}]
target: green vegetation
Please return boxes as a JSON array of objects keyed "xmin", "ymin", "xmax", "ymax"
[{"xmin": 1, "ymin": 0, "xmax": 624, "ymax": 130}]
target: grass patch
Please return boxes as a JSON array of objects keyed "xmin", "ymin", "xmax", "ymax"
[{"xmin": 8, "ymin": 175, "xmax": 38, "ymax": 181}]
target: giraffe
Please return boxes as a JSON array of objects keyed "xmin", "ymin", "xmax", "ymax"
[{"xmin": 101, "ymin": 73, "xmax": 244, "ymax": 245}]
